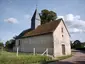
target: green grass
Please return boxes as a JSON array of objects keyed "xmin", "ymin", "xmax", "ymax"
[
  {"xmin": 0, "ymin": 50, "xmax": 73, "ymax": 64},
  {"xmin": 0, "ymin": 51, "xmax": 52, "ymax": 64},
  {"xmin": 56, "ymin": 54, "xmax": 73, "ymax": 60}
]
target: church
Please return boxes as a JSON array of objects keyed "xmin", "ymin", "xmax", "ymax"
[{"xmin": 13, "ymin": 9, "xmax": 71, "ymax": 57}]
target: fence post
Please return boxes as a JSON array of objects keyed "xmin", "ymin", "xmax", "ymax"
[
  {"xmin": 33, "ymin": 48, "xmax": 35, "ymax": 55},
  {"xmin": 17, "ymin": 47, "xmax": 19, "ymax": 56},
  {"xmin": 46, "ymin": 48, "xmax": 48, "ymax": 56},
  {"xmin": 41, "ymin": 48, "xmax": 48, "ymax": 56}
]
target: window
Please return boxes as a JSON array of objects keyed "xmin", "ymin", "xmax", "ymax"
[
  {"xmin": 61, "ymin": 28, "xmax": 63, "ymax": 33},
  {"xmin": 18, "ymin": 40, "xmax": 20, "ymax": 46},
  {"xmin": 62, "ymin": 35, "xmax": 63, "ymax": 37}
]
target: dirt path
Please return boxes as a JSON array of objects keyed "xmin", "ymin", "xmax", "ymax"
[
  {"xmin": 61, "ymin": 50, "xmax": 85, "ymax": 64},
  {"xmin": 48, "ymin": 50, "xmax": 85, "ymax": 64}
]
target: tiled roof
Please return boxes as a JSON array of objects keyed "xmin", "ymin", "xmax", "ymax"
[
  {"xmin": 15, "ymin": 28, "xmax": 32, "ymax": 39},
  {"xmin": 23, "ymin": 19, "xmax": 61, "ymax": 37}
]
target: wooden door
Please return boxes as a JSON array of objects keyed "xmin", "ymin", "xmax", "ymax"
[{"xmin": 62, "ymin": 44, "xmax": 65, "ymax": 55}]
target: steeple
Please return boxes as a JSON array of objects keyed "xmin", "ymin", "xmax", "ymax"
[{"xmin": 31, "ymin": 9, "xmax": 41, "ymax": 29}]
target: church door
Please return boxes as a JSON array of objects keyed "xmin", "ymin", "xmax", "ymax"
[{"xmin": 62, "ymin": 44, "xmax": 65, "ymax": 55}]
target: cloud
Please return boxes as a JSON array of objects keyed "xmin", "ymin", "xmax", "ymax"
[
  {"xmin": 4, "ymin": 18, "xmax": 18, "ymax": 24},
  {"xmin": 58, "ymin": 14, "xmax": 85, "ymax": 33},
  {"xmin": 69, "ymin": 28, "xmax": 85, "ymax": 33}
]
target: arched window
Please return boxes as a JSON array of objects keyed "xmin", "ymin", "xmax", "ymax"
[{"xmin": 61, "ymin": 27, "xmax": 63, "ymax": 33}]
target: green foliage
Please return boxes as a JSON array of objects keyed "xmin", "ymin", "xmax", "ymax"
[
  {"xmin": 0, "ymin": 51, "xmax": 52, "ymax": 64},
  {"xmin": 72, "ymin": 40, "xmax": 81, "ymax": 49},
  {"xmin": 5, "ymin": 39, "xmax": 15, "ymax": 50},
  {"xmin": 0, "ymin": 42, "xmax": 4, "ymax": 48},
  {"xmin": 40, "ymin": 9, "xmax": 57, "ymax": 24},
  {"xmin": 80, "ymin": 43, "xmax": 85, "ymax": 48}
]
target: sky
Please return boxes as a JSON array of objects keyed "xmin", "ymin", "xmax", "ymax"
[{"xmin": 0, "ymin": 0, "xmax": 85, "ymax": 43}]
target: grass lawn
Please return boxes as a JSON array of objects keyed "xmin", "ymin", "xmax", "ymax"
[
  {"xmin": 0, "ymin": 50, "xmax": 73, "ymax": 64},
  {"xmin": 0, "ymin": 51, "xmax": 52, "ymax": 64}
]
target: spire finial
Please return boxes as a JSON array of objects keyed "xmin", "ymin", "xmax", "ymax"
[
  {"xmin": 36, "ymin": 4, "xmax": 37, "ymax": 9},
  {"xmin": 36, "ymin": 0, "xmax": 38, "ymax": 9}
]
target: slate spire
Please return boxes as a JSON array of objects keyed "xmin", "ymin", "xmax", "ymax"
[{"xmin": 31, "ymin": 9, "xmax": 41, "ymax": 29}]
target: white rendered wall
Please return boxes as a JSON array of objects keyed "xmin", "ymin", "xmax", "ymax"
[
  {"xmin": 53, "ymin": 20, "xmax": 71, "ymax": 57},
  {"xmin": 14, "ymin": 34, "xmax": 53, "ymax": 55}
]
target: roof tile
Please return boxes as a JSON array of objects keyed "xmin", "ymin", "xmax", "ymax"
[{"xmin": 23, "ymin": 19, "xmax": 61, "ymax": 37}]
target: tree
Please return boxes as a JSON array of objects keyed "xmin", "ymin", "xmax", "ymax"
[
  {"xmin": 73, "ymin": 40, "xmax": 81, "ymax": 49},
  {"xmin": 40, "ymin": 9, "xmax": 57, "ymax": 24},
  {"xmin": 5, "ymin": 39, "xmax": 15, "ymax": 50},
  {"xmin": 5, "ymin": 35, "xmax": 17, "ymax": 50}
]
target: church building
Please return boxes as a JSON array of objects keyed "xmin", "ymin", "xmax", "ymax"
[{"xmin": 13, "ymin": 9, "xmax": 71, "ymax": 57}]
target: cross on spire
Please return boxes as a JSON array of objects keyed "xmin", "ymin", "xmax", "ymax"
[
  {"xmin": 36, "ymin": 4, "xmax": 37, "ymax": 9},
  {"xmin": 36, "ymin": 0, "xmax": 38, "ymax": 9}
]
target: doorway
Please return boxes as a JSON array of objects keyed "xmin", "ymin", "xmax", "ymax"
[{"xmin": 62, "ymin": 44, "xmax": 65, "ymax": 55}]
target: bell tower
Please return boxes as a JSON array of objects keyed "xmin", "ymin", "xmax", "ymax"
[{"xmin": 31, "ymin": 9, "xmax": 41, "ymax": 29}]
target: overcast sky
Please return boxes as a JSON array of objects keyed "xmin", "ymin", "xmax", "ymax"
[{"xmin": 0, "ymin": 0, "xmax": 85, "ymax": 43}]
